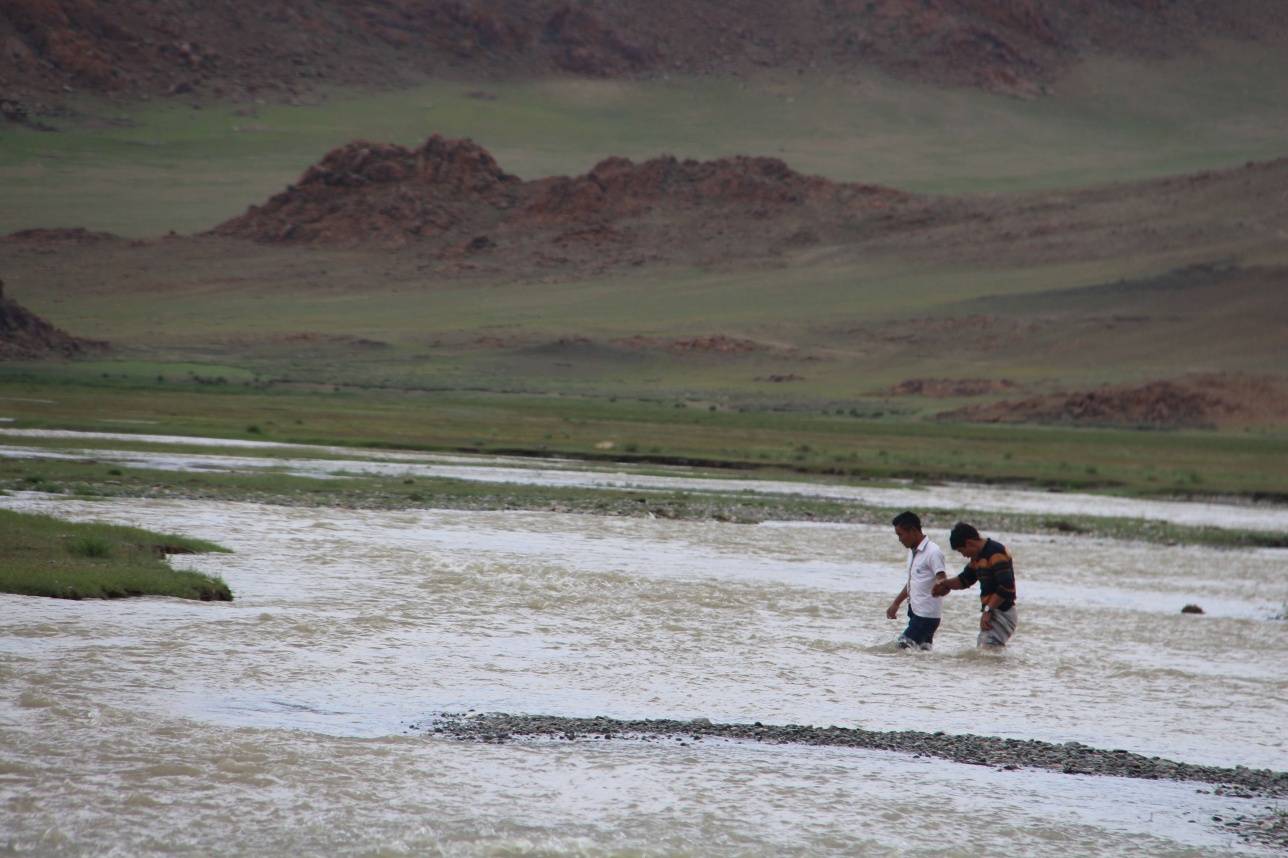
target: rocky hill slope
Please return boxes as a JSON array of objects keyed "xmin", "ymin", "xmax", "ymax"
[
  {"xmin": 213, "ymin": 135, "xmax": 1288, "ymax": 275},
  {"xmin": 3, "ymin": 0, "xmax": 1284, "ymax": 108}
]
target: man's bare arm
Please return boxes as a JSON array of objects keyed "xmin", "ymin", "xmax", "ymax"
[{"xmin": 886, "ymin": 584, "xmax": 909, "ymax": 620}]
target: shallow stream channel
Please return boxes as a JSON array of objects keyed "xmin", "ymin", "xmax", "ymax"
[{"xmin": 2, "ymin": 432, "xmax": 1286, "ymax": 855}]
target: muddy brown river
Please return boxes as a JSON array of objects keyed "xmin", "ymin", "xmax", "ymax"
[{"xmin": 1, "ymin": 436, "xmax": 1286, "ymax": 855}]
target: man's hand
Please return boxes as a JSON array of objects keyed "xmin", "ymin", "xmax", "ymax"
[
  {"xmin": 980, "ymin": 610, "xmax": 993, "ymax": 631},
  {"xmin": 886, "ymin": 602, "xmax": 899, "ymax": 620},
  {"xmin": 932, "ymin": 579, "xmax": 952, "ymax": 597}
]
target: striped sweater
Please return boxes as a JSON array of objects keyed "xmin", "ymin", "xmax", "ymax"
[{"xmin": 958, "ymin": 538, "xmax": 1017, "ymax": 612}]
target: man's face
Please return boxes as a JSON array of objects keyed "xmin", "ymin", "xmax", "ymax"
[
  {"xmin": 894, "ymin": 525, "xmax": 921, "ymax": 550},
  {"xmin": 954, "ymin": 538, "xmax": 982, "ymax": 559}
]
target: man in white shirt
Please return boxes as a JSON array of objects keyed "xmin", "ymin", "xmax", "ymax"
[{"xmin": 884, "ymin": 511, "xmax": 948, "ymax": 650}]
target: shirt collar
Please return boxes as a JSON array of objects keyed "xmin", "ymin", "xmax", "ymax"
[{"xmin": 913, "ymin": 535, "xmax": 929, "ymax": 553}]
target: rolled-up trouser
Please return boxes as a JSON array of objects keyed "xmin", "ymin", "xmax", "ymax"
[{"xmin": 978, "ymin": 606, "xmax": 1018, "ymax": 647}]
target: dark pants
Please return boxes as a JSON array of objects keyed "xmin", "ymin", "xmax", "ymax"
[{"xmin": 898, "ymin": 608, "xmax": 941, "ymax": 649}]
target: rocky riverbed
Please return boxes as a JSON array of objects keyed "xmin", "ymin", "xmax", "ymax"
[
  {"xmin": 425, "ymin": 712, "xmax": 1288, "ymax": 849},
  {"xmin": 424, "ymin": 712, "xmax": 1288, "ymax": 799}
]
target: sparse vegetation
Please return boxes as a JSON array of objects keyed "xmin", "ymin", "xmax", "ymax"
[{"xmin": 1, "ymin": 456, "xmax": 1283, "ymax": 550}]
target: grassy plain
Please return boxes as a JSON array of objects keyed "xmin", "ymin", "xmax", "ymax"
[
  {"xmin": 2, "ymin": 45, "xmax": 1286, "ymax": 504},
  {"xmin": 3, "ymin": 42, "xmax": 1288, "ymax": 235},
  {"xmin": 0, "ymin": 507, "xmax": 231, "ymax": 600}
]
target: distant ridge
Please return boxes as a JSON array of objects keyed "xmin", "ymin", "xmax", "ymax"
[{"xmin": 3, "ymin": 0, "xmax": 1286, "ymax": 105}]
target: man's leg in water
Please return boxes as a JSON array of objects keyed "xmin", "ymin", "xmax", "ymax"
[
  {"xmin": 977, "ymin": 606, "xmax": 1018, "ymax": 647},
  {"xmin": 898, "ymin": 608, "xmax": 941, "ymax": 651}
]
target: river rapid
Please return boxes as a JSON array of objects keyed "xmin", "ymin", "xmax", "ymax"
[{"xmin": 2, "ymin": 438, "xmax": 1287, "ymax": 855}]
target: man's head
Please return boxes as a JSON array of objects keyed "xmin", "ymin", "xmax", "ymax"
[
  {"xmin": 891, "ymin": 510, "xmax": 923, "ymax": 550},
  {"xmin": 949, "ymin": 521, "xmax": 985, "ymax": 558}
]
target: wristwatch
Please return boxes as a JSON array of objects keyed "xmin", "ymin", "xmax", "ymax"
[{"xmin": 981, "ymin": 605, "xmax": 993, "ymax": 613}]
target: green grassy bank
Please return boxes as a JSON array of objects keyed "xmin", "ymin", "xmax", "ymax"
[
  {"xmin": 1, "ymin": 377, "xmax": 1285, "ymax": 499},
  {"xmin": 0, "ymin": 508, "xmax": 232, "ymax": 601}
]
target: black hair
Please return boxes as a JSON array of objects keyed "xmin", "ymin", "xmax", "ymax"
[
  {"xmin": 891, "ymin": 511, "xmax": 921, "ymax": 531},
  {"xmin": 949, "ymin": 522, "xmax": 980, "ymax": 550}
]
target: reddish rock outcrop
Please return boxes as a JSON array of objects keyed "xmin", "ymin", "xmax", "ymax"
[
  {"xmin": 4, "ymin": 227, "xmax": 118, "ymax": 244},
  {"xmin": 217, "ymin": 136, "xmax": 521, "ymax": 248},
  {"xmin": 890, "ymin": 378, "xmax": 1017, "ymax": 397},
  {"xmin": 213, "ymin": 135, "xmax": 909, "ymax": 255},
  {"xmin": 941, "ymin": 375, "xmax": 1288, "ymax": 429},
  {"xmin": 524, "ymin": 155, "xmax": 851, "ymax": 222}
]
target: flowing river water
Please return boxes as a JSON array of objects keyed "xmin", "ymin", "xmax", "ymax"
[{"xmin": 2, "ymin": 434, "xmax": 1287, "ymax": 855}]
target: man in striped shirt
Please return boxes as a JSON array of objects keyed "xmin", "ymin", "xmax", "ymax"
[{"xmin": 932, "ymin": 522, "xmax": 1019, "ymax": 647}]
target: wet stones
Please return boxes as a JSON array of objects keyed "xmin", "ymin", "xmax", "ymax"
[
  {"xmin": 423, "ymin": 711, "xmax": 1288, "ymax": 798},
  {"xmin": 1220, "ymin": 807, "xmax": 1288, "ymax": 850}
]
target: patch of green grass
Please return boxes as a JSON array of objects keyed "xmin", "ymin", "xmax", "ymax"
[
  {"xmin": 31, "ymin": 345, "xmax": 1273, "ymax": 491},
  {"xmin": 1, "ymin": 380, "xmax": 1285, "ymax": 498},
  {"xmin": 0, "ymin": 508, "xmax": 232, "ymax": 601},
  {"xmin": 68, "ymin": 535, "xmax": 113, "ymax": 558}
]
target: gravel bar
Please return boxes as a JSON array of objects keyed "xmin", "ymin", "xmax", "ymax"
[{"xmin": 422, "ymin": 712, "xmax": 1288, "ymax": 799}]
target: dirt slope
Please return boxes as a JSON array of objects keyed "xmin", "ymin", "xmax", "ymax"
[
  {"xmin": 0, "ymin": 277, "xmax": 107, "ymax": 359},
  {"xmin": 3, "ymin": 0, "xmax": 1285, "ymax": 107}
]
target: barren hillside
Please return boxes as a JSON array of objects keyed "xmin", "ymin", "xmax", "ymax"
[
  {"xmin": 0, "ymin": 275, "xmax": 106, "ymax": 358},
  {"xmin": 3, "ymin": 0, "xmax": 1285, "ymax": 110}
]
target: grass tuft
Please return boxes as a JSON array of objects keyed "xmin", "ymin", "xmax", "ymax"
[{"xmin": 68, "ymin": 535, "xmax": 113, "ymax": 558}]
